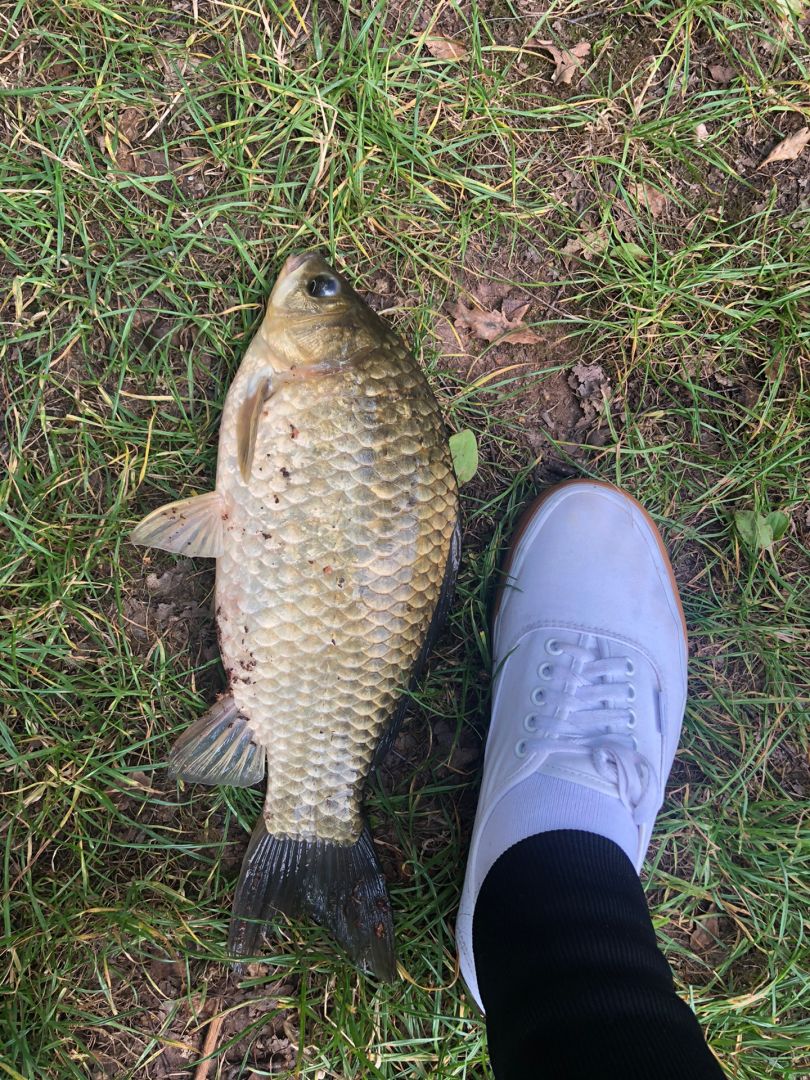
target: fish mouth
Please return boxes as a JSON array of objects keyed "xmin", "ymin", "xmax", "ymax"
[{"xmin": 280, "ymin": 251, "xmax": 315, "ymax": 277}]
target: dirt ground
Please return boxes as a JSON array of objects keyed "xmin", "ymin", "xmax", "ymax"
[
  {"xmin": 100, "ymin": 15, "xmax": 810, "ymax": 1077},
  {"xmin": 4, "ymin": 0, "xmax": 809, "ymax": 1074}
]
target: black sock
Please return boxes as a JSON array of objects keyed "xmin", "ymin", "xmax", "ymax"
[{"xmin": 472, "ymin": 830, "xmax": 725, "ymax": 1080}]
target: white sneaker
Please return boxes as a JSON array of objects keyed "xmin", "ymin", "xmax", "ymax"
[{"xmin": 456, "ymin": 480, "xmax": 688, "ymax": 1012}]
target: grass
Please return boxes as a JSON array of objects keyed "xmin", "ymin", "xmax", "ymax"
[{"xmin": 1, "ymin": 0, "xmax": 808, "ymax": 1075}]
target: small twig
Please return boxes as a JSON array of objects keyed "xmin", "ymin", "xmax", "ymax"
[{"xmin": 193, "ymin": 1002, "xmax": 224, "ymax": 1080}]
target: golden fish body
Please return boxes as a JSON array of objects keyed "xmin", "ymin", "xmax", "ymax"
[
  {"xmin": 217, "ymin": 336, "xmax": 456, "ymax": 842},
  {"xmin": 131, "ymin": 253, "xmax": 459, "ymax": 977}
]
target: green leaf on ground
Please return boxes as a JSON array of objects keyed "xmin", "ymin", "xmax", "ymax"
[
  {"xmin": 616, "ymin": 241, "xmax": 650, "ymax": 262},
  {"xmin": 766, "ymin": 510, "xmax": 790, "ymax": 541},
  {"xmin": 449, "ymin": 429, "xmax": 478, "ymax": 485},
  {"xmin": 734, "ymin": 510, "xmax": 789, "ymax": 552}
]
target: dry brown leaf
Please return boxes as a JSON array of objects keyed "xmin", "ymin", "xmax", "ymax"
[
  {"xmin": 708, "ymin": 63, "xmax": 735, "ymax": 84},
  {"xmin": 426, "ymin": 36, "xmax": 468, "ymax": 61},
  {"xmin": 502, "ymin": 297, "xmax": 531, "ymax": 321},
  {"xmin": 759, "ymin": 127, "xmax": 810, "ymax": 168},
  {"xmin": 630, "ymin": 182, "xmax": 667, "ymax": 218},
  {"xmin": 570, "ymin": 361, "xmax": 607, "ymax": 393},
  {"xmin": 451, "ymin": 300, "xmax": 540, "ymax": 345},
  {"xmin": 569, "ymin": 361, "xmax": 610, "ymax": 426},
  {"xmin": 690, "ymin": 915, "xmax": 722, "ymax": 955},
  {"xmin": 97, "ymin": 107, "xmax": 146, "ymax": 172},
  {"xmin": 537, "ymin": 39, "xmax": 590, "ymax": 85},
  {"xmin": 118, "ymin": 107, "xmax": 143, "ymax": 143},
  {"xmin": 561, "ymin": 227, "xmax": 609, "ymax": 260},
  {"xmin": 113, "ymin": 107, "xmax": 145, "ymax": 171}
]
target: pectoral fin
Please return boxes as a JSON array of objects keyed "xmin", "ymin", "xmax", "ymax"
[
  {"xmin": 237, "ymin": 376, "xmax": 273, "ymax": 482},
  {"xmin": 130, "ymin": 490, "xmax": 225, "ymax": 558}
]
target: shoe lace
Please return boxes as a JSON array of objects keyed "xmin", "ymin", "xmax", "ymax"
[{"xmin": 515, "ymin": 637, "xmax": 659, "ymax": 824}]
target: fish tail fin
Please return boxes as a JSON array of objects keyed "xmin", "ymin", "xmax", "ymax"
[{"xmin": 228, "ymin": 819, "xmax": 396, "ymax": 981}]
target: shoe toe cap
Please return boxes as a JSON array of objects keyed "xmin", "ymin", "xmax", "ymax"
[{"xmin": 496, "ymin": 482, "xmax": 686, "ymax": 662}]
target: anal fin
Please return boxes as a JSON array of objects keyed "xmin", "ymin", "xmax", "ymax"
[
  {"xmin": 170, "ymin": 695, "xmax": 266, "ymax": 787},
  {"xmin": 130, "ymin": 490, "xmax": 225, "ymax": 558}
]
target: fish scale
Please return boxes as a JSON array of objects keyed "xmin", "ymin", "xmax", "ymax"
[
  {"xmin": 216, "ymin": 349, "xmax": 455, "ymax": 845},
  {"xmin": 131, "ymin": 252, "xmax": 459, "ymax": 978}
]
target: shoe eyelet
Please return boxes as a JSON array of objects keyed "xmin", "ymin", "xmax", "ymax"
[
  {"xmin": 625, "ymin": 659, "xmax": 635, "ymax": 677},
  {"xmin": 537, "ymin": 662, "xmax": 553, "ymax": 681},
  {"xmin": 627, "ymin": 684, "xmax": 636, "ymax": 702},
  {"xmin": 545, "ymin": 638, "xmax": 562, "ymax": 656},
  {"xmin": 530, "ymin": 687, "xmax": 546, "ymax": 706},
  {"xmin": 515, "ymin": 739, "xmax": 528, "ymax": 758},
  {"xmin": 627, "ymin": 709, "xmax": 636, "ymax": 730},
  {"xmin": 523, "ymin": 714, "xmax": 538, "ymax": 733}
]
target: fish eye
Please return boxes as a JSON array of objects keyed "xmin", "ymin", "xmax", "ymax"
[{"xmin": 307, "ymin": 274, "xmax": 340, "ymax": 298}]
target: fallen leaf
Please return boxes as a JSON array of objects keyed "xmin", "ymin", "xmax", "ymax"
[
  {"xmin": 537, "ymin": 39, "xmax": 590, "ymax": 85},
  {"xmin": 450, "ymin": 300, "xmax": 541, "ymax": 344},
  {"xmin": 708, "ymin": 63, "xmax": 735, "ymax": 84},
  {"xmin": 764, "ymin": 349, "xmax": 791, "ymax": 383},
  {"xmin": 734, "ymin": 509, "xmax": 790, "ymax": 554},
  {"xmin": 426, "ymin": 36, "xmax": 468, "ymax": 61},
  {"xmin": 112, "ymin": 107, "xmax": 145, "ymax": 171},
  {"xmin": 118, "ymin": 107, "xmax": 143, "ymax": 144},
  {"xmin": 469, "ymin": 277, "xmax": 513, "ymax": 309},
  {"xmin": 561, "ymin": 226, "xmax": 609, "ymax": 260},
  {"xmin": 448, "ymin": 429, "xmax": 478, "ymax": 485},
  {"xmin": 569, "ymin": 361, "xmax": 609, "ymax": 423},
  {"xmin": 570, "ymin": 361, "xmax": 607, "ymax": 394},
  {"xmin": 48, "ymin": 60, "xmax": 76, "ymax": 81},
  {"xmin": 616, "ymin": 240, "xmax": 650, "ymax": 261},
  {"xmin": 695, "ymin": 122, "xmax": 710, "ymax": 143},
  {"xmin": 568, "ymin": 361, "xmax": 611, "ymax": 429},
  {"xmin": 771, "ymin": 0, "xmax": 805, "ymax": 18},
  {"xmin": 629, "ymin": 182, "xmax": 667, "ymax": 218},
  {"xmin": 501, "ymin": 297, "xmax": 531, "ymax": 321},
  {"xmin": 690, "ymin": 915, "xmax": 722, "ymax": 955},
  {"xmin": 758, "ymin": 127, "xmax": 810, "ymax": 168}
]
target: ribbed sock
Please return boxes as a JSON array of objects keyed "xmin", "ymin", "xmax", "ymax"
[{"xmin": 473, "ymin": 831, "xmax": 725, "ymax": 1080}]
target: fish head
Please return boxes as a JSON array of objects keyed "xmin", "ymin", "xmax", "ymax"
[{"xmin": 258, "ymin": 252, "xmax": 389, "ymax": 371}]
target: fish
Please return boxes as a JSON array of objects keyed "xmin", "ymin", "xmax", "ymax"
[{"xmin": 130, "ymin": 252, "xmax": 460, "ymax": 979}]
